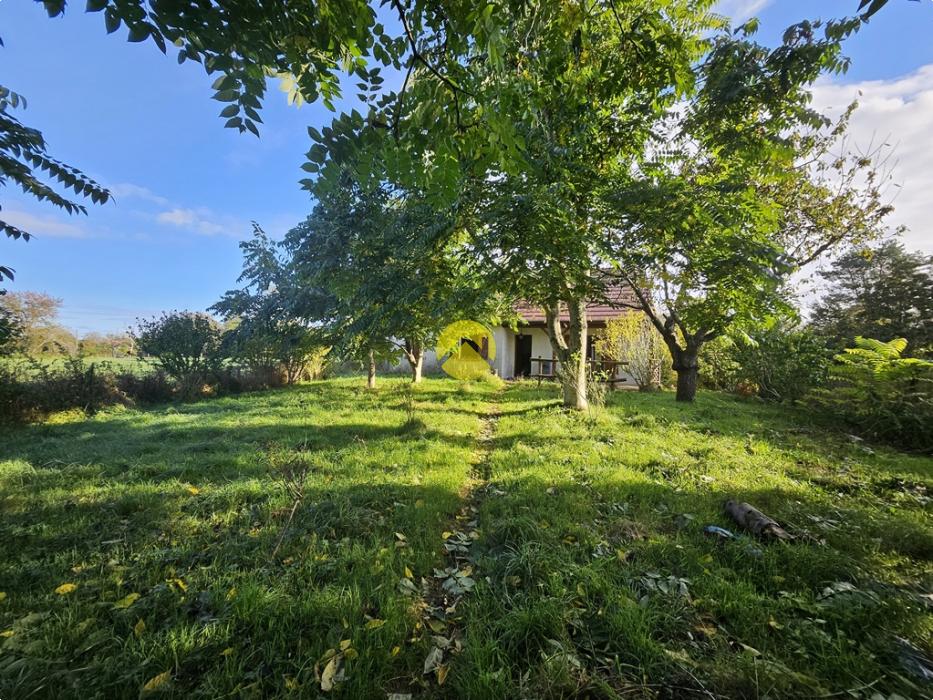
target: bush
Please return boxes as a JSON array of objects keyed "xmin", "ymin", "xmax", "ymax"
[
  {"xmin": 115, "ymin": 369, "xmax": 175, "ymax": 404},
  {"xmin": 0, "ymin": 356, "xmax": 130, "ymax": 423},
  {"xmin": 700, "ymin": 324, "xmax": 831, "ymax": 403},
  {"xmin": 809, "ymin": 337, "xmax": 933, "ymax": 453},
  {"xmin": 133, "ymin": 311, "xmax": 223, "ymax": 397},
  {"xmin": 595, "ymin": 314, "xmax": 667, "ymax": 391}
]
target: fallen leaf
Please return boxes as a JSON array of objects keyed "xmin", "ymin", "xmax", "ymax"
[
  {"xmin": 414, "ymin": 499, "xmax": 424, "ymax": 508},
  {"xmin": 225, "ymin": 587, "xmax": 237, "ymax": 601},
  {"xmin": 1, "ymin": 629, "xmax": 13, "ymax": 638},
  {"xmin": 320, "ymin": 657, "xmax": 340, "ymax": 692},
  {"xmin": 141, "ymin": 670, "xmax": 171, "ymax": 693},
  {"xmin": 55, "ymin": 583, "xmax": 78, "ymax": 595},
  {"xmin": 441, "ymin": 531, "xmax": 453, "ymax": 540},
  {"xmin": 404, "ymin": 566, "xmax": 413, "ymax": 579},
  {"xmin": 423, "ymin": 647, "xmax": 443, "ymax": 674},
  {"xmin": 220, "ymin": 647, "xmax": 234, "ymax": 657},
  {"xmin": 134, "ymin": 619, "xmax": 146, "ymax": 637},
  {"xmin": 426, "ymin": 618, "xmax": 446, "ymax": 633},
  {"xmin": 391, "ymin": 645, "xmax": 401, "ymax": 657},
  {"xmin": 365, "ymin": 619, "xmax": 386, "ymax": 630},
  {"xmin": 0, "ymin": 592, "xmax": 6, "ymax": 602},
  {"xmin": 185, "ymin": 485, "xmax": 200, "ymax": 495},
  {"xmin": 437, "ymin": 664, "xmax": 449, "ymax": 685},
  {"xmin": 339, "ymin": 639, "xmax": 353, "ymax": 651},
  {"xmin": 168, "ymin": 578, "xmax": 187, "ymax": 592},
  {"xmin": 284, "ymin": 675, "xmax": 299, "ymax": 690},
  {"xmin": 114, "ymin": 592, "xmax": 140, "ymax": 609}
]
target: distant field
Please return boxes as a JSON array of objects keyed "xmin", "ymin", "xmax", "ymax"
[
  {"xmin": 0, "ymin": 378, "xmax": 930, "ymax": 698},
  {"xmin": 0, "ymin": 355, "xmax": 157, "ymax": 376}
]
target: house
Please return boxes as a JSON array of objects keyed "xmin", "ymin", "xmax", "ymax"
[
  {"xmin": 391, "ymin": 284, "xmax": 641, "ymax": 383},
  {"xmin": 490, "ymin": 284, "xmax": 639, "ymax": 382}
]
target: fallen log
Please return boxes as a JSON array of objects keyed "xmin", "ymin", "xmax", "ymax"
[{"xmin": 724, "ymin": 500, "xmax": 793, "ymax": 541}]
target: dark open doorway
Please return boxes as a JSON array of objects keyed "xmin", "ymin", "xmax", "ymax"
[{"xmin": 514, "ymin": 334, "xmax": 532, "ymax": 377}]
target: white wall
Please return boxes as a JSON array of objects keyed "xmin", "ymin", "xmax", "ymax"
[{"xmin": 492, "ymin": 326, "xmax": 513, "ymax": 377}]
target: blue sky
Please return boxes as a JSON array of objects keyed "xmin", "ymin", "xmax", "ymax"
[{"xmin": 2, "ymin": 0, "xmax": 932, "ymax": 333}]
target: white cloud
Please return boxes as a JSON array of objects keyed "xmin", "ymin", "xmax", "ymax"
[
  {"xmin": 0, "ymin": 209, "xmax": 89, "ymax": 239},
  {"xmin": 811, "ymin": 64, "xmax": 933, "ymax": 254},
  {"xmin": 156, "ymin": 207, "xmax": 240, "ymax": 237},
  {"xmin": 110, "ymin": 182, "xmax": 170, "ymax": 206},
  {"xmin": 714, "ymin": 0, "xmax": 773, "ymax": 23}
]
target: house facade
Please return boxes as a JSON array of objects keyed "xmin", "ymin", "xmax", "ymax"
[
  {"xmin": 391, "ymin": 285, "xmax": 641, "ymax": 383},
  {"xmin": 490, "ymin": 284, "xmax": 639, "ymax": 382}
]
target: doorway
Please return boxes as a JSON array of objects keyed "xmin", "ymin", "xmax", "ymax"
[{"xmin": 514, "ymin": 334, "xmax": 532, "ymax": 377}]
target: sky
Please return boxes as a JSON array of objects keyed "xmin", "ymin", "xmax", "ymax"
[{"xmin": 2, "ymin": 0, "xmax": 932, "ymax": 334}]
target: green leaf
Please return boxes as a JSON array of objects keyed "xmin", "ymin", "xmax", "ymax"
[{"xmin": 104, "ymin": 8, "xmax": 121, "ymax": 33}]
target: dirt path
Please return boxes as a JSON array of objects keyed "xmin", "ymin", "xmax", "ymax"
[{"xmin": 402, "ymin": 390, "xmax": 502, "ymax": 692}]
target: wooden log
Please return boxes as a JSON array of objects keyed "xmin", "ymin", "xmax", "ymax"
[{"xmin": 724, "ymin": 500, "xmax": 792, "ymax": 541}]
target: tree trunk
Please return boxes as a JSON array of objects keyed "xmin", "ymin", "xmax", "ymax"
[
  {"xmin": 367, "ymin": 350, "xmax": 376, "ymax": 389},
  {"xmin": 405, "ymin": 339, "xmax": 424, "ymax": 384},
  {"xmin": 674, "ymin": 360, "xmax": 698, "ymax": 402},
  {"xmin": 546, "ymin": 298, "xmax": 589, "ymax": 411},
  {"xmin": 724, "ymin": 500, "xmax": 792, "ymax": 540}
]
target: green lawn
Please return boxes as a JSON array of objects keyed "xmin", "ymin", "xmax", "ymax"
[{"xmin": 1, "ymin": 378, "xmax": 930, "ymax": 698}]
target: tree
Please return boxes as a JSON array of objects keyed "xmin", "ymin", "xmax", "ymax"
[
  {"xmin": 213, "ymin": 223, "xmax": 325, "ymax": 384},
  {"xmin": 811, "ymin": 241, "xmax": 933, "ymax": 357},
  {"xmin": 604, "ymin": 18, "xmax": 889, "ymax": 401},
  {"xmin": 0, "ymin": 304, "xmax": 23, "ymax": 355},
  {"xmin": 285, "ymin": 176, "xmax": 493, "ymax": 384},
  {"xmin": 856, "ymin": 0, "xmax": 922, "ymax": 18},
  {"xmin": 1, "ymin": 84, "xmax": 111, "ymax": 286},
  {"xmin": 426, "ymin": 0, "xmax": 713, "ymax": 409},
  {"xmin": 133, "ymin": 311, "xmax": 222, "ymax": 397},
  {"xmin": 595, "ymin": 314, "xmax": 666, "ymax": 391},
  {"xmin": 0, "ymin": 290, "xmax": 69, "ymax": 354}
]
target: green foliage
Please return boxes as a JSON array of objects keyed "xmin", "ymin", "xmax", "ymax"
[
  {"xmin": 812, "ymin": 241, "xmax": 933, "ymax": 357},
  {"xmin": 213, "ymin": 223, "xmax": 326, "ymax": 384},
  {"xmin": 0, "ymin": 291, "xmax": 64, "ymax": 354},
  {"xmin": 596, "ymin": 314, "xmax": 667, "ymax": 391},
  {"xmin": 810, "ymin": 337, "xmax": 933, "ymax": 452},
  {"xmin": 701, "ymin": 323, "xmax": 832, "ymax": 402},
  {"xmin": 132, "ymin": 311, "xmax": 223, "ymax": 396},
  {"xmin": 285, "ymin": 178, "xmax": 494, "ymax": 378},
  {"xmin": 0, "ymin": 356, "xmax": 130, "ymax": 422},
  {"xmin": 0, "ymin": 305, "xmax": 22, "ymax": 355},
  {"xmin": 0, "ymin": 85, "xmax": 110, "ymax": 284},
  {"xmin": 604, "ymin": 17, "xmax": 886, "ymax": 402}
]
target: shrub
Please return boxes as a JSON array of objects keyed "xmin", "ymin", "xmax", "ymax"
[
  {"xmin": 595, "ymin": 313, "xmax": 667, "ymax": 391},
  {"xmin": 115, "ymin": 369, "xmax": 175, "ymax": 404},
  {"xmin": 700, "ymin": 324, "xmax": 831, "ymax": 403},
  {"xmin": 698, "ymin": 336, "xmax": 742, "ymax": 392},
  {"xmin": 133, "ymin": 311, "xmax": 223, "ymax": 397},
  {"xmin": 809, "ymin": 337, "xmax": 933, "ymax": 452},
  {"xmin": 0, "ymin": 356, "xmax": 130, "ymax": 423}
]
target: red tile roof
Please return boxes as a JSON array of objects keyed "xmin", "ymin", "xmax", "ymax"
[{"xmin": 514, "ymin": 284, "xmax": 639, "ymax": 324}]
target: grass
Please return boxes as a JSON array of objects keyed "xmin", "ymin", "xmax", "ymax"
[
  {"xmin": 0, "ymin": 378, "xmax": 930, "ymax": 698},
  {"xmin": 0, "ymin": 355, "xmax": 157, "ymax": 376}
]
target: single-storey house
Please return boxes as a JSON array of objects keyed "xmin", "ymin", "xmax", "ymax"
[
  {"xmin": 396, "ymin": 285, "xmax": 640, "ymax": 384},
  {"xmin": 490, "ymin": 285, "xmax": 639, "ymax": 382}
]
